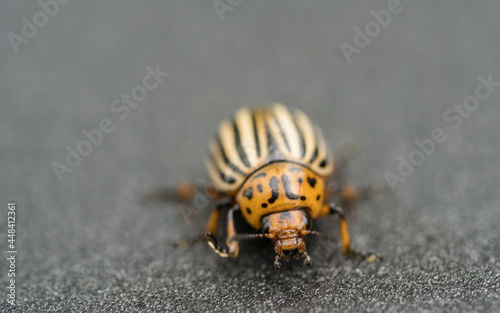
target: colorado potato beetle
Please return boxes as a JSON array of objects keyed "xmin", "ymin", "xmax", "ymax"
[{"xmin": 194, "ymin": 103, "xmax": 375, "ymax": 269}]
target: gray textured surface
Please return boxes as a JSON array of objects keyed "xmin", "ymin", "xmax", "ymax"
[{"xmin": 1, "ymin": 0, "xmax": 500, "ymax": 312}]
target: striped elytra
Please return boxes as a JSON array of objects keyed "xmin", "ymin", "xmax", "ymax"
[{"xmin": 205, "ymin": 103, "xmax": 334, "ymax": 194}]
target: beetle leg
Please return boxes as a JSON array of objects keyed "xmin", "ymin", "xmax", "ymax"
[
  {"xmin": 302, "ymin": 251, "xmax": 312, "ymax": 266},
  {"xmin": 339, "ymin": 184, "xmax": 358, "ymax": 204},
  {"xmin": 225, "ymin": 205, "xmax": 240, "ymax": 257},
  {"xmin": 326, "ymin": 203, "xmax": 351, "ymax": 254},
  {"xmin": 323, "ymin": 182, "xmax": 385, "ymax": 206},
  {"xmin": 321, "ymin": 202, "xmax": 378, "ymax": 262},
  {"xmin": 141, "ymin": 182, "xmax": 228, "ymax": 205},
  {"xmin": 205, "ymin": 202, "xmax": 222, "ymax": 235},
  {"xmin": 274, "ymin": 254, "xmax": 282, "ymax": 270},
  {"xmin": 205, "ymin": 204, "xmax": 240, "ymax": 258},
  {"xmin": 204, "ymin": 200, "xmax": 233, "ymax": 257},
  {"xmin": 341, "ymin": 184, "xmax": 385, "ymax": 204},
  {"xmin": 205, "ymin": 232, "xmax": 230, "ymax": 257}
]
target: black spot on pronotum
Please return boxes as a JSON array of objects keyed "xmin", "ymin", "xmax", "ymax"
[
  {"xmin": 319, "ymin": 159, "xmax": 327, "ymax": 168},
  {"xmin": 246, "ymin": 207, "xmax": 252, "ymax": 214},
  {"xmin": 254, "ymin": 172, "xmax": 267, "ymax": 179},
  {"xmin": 300, "ymin": 196, "xmax": 306, "ymax": 201},
  {"xmin": 243, "ymin": 187, "xmax": 253, "ymax": 200},
  {"xmin": 316, "ymin": 195, "xmax": 321, "ymax": 201},
  {"xmin": 268, "ymin": 176, "xmax": 279, "ymax": 204},
  {"xmin": 307, "ymin": 177, "xmax": 317, "ymax": 188},
  {"xmin": 298, "ymin": 177, "xmax": 303, "ymax": 184},
  {"xmin": 279, "ymin": 211, "xmax": 292, "ymax": 220},
  {"xmin": 257, "ymin": 184, "xmax": 263, "ymax": 192},
  {"xmin": 261, "ymin": 203, "xmax": 268, "ymax": 208},
  {"xmin": 281, "ymin": 175, "xmax": 300, "ymax": 200},
  {"xmin": 289, "ymin": 167, "xmax": 303, "ymax": 172}
]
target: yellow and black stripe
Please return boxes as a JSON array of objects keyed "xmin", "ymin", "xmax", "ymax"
[{"xmin": 205, "ymin": 103, "xmax": 334, "ymax": 194}]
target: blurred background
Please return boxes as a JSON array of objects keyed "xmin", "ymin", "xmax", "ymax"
[{"xmin": 1, "ymin": 0, "xmax": 499, "ymax": 312}]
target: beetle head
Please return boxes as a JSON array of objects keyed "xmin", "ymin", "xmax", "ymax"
[{"xmin": 261, "ymin": 209, "xmax": 311, "ymax": 269}]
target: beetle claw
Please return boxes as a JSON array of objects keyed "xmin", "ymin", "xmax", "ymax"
[
  {"xmin": 274, "ymin": 256, "xmax": 282, "ymax": 270},
  {"xmin": 303, "ymin": 253, "xmax": 311, "ymax": 266}
]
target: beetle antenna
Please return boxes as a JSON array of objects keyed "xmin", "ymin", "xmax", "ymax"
[
  {"xmin": 306, "ymin": 230, "xmax": 338, "ymax": 243},
  {"xmin": 230, "ymin": 233, "xmax": 272, "ymax": 242}
]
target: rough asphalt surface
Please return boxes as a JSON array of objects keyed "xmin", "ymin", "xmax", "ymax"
[{"xmin": 1, "ymin": 1, "xmax": 499, "ymax": 312}]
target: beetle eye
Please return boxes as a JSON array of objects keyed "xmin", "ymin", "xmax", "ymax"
[
  {"xmin": 302, "ymin": 211, "xmax": 311, "ymax": 229},
  {"xmin": 261, "ymin": 216, "xmax": 271, "ymax": 233}
]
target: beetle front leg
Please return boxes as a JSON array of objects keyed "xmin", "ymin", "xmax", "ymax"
[
  {"xmin": 225, "ymin": 205, "xmax": 240, "ymax": 257},
  {"xmin": 323, "ymin": 202, "xmax": 378, "ymax": 262},
  {"xmin": 205, "ymin": 200, "xmax": 231, "ymax": 257},
  {"xmin": 327, "ymin": 203, "xmax": 351, "ymax": 254},
  {"xmin": 205, "ymin": 204, "xmax": 240, "ymax": 258}
]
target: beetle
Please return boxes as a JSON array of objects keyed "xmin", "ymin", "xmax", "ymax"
[{"xmin": 180, "ymin": 103, "xmax": 376, "ymax": 269}]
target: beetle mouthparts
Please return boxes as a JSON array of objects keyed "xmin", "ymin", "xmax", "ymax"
[{"xmin": 273, "ymin": 235, "xmax": 311, "ymax": 269}]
